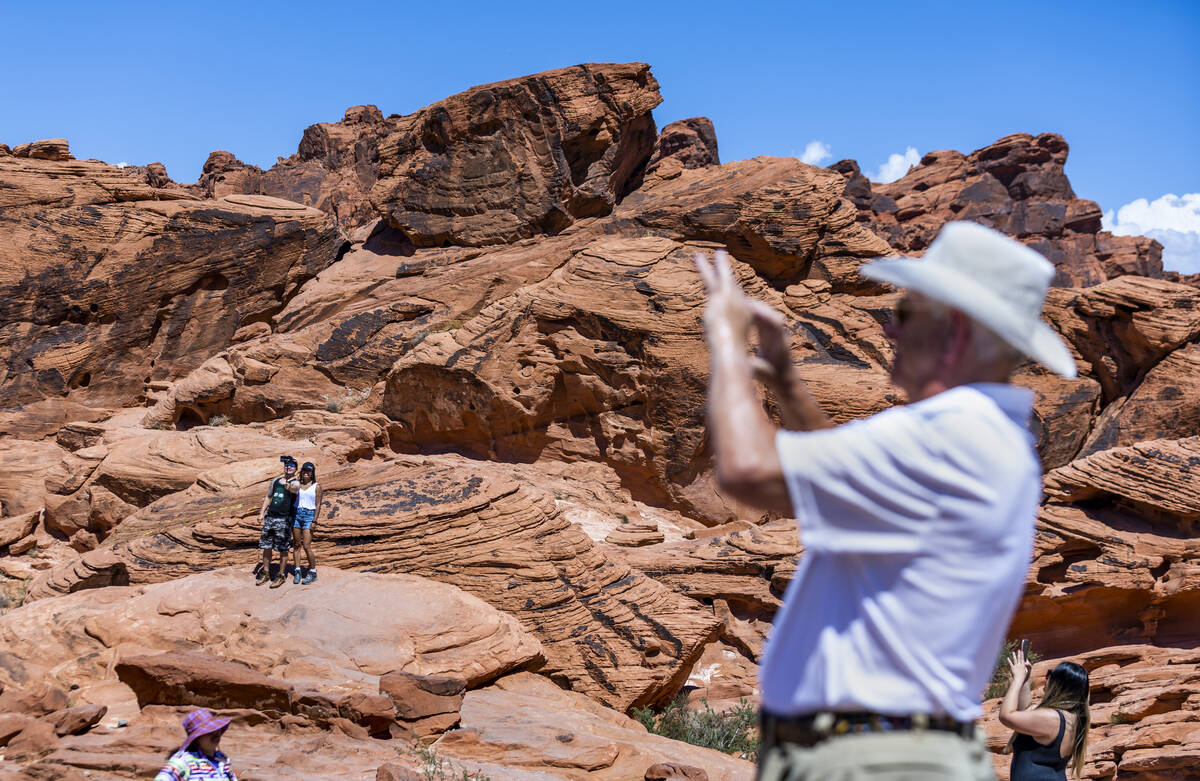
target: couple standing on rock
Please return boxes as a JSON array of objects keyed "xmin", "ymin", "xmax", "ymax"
[{"xmin": 256, "ymin": 455, "xmax": 321, "ymax": 588}]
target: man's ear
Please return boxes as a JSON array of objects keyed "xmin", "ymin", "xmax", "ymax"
[{"xmin": 940, "ymin": 310, "xmax": 972, "ymax": 371}]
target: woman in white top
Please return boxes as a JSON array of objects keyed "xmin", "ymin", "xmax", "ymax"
[{"xmin": 290, "ymin": 461, "xmax": 322, "ymax": 585}]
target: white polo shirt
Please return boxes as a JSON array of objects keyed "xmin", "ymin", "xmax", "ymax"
[{"xmin": 761, "ymin": 383, "xmax": 1039, "ymax": 722}]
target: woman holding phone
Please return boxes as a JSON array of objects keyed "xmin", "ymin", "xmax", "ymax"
[{"xmin": 999, "ymin": 645, "xmax": 1091, "ymax": 779}]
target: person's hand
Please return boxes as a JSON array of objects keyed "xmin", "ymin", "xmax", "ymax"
[
  {"xmin": 694, "ymin": 250, "xmax": 753, "ymax": 347},
  {"xmin": 746, "ymin": 299, "xmax": 793, "ymax": 391},
  {"xmin": 1007, "ymin": 648, "xmax": 1032, "ymax": 683}
]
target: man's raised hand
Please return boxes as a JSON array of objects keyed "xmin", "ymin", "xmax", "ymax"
[{"xmin": 694, "ymin": 250, "xmax": 753, "ymax": 346}]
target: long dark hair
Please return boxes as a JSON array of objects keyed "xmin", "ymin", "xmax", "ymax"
[
  {"xmin": 299, "ymin": 462, "xmax": 317, "ymax": 484},
  {"xmin": 1039, "ymin": 661, "xmax": 1090, "ymax": 777}
]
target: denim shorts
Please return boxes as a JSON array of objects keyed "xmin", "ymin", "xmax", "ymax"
[{"xmin": 293, "ymin": 507, "xmax": 315, "ymax": 531}]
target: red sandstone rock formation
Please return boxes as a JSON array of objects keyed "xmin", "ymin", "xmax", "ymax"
[
  {"xmin": 647, "ymin": 117, "xmax": 720, "ymax": 173},
  {"xmin": 2, "ymin": 62, "xmax": 1198, "ymax": 779},
  {"xmin": 832, "ymin": 134, "xmax": 1164, "ymax": 287},
  {"xmin": 195, "ymin": 104, "xmax": 393, "ymax": 228},
  {"xmin": 0, "ymin": 144, "xmax": 346, "ymax": 411}
]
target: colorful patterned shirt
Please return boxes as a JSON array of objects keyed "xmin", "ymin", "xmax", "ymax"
[{"xmin": 154, "ymin": 749, "xmax": 238, "ymax": 781}]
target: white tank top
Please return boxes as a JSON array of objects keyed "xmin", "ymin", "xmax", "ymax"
[{"xmin": 297, "ymin": 482, "xmax": 319, "ymax": 510}]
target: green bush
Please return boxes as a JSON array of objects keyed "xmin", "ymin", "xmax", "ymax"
[
  {"xmin": 985, "ymin": 639, "xmax": 1042, "ymax": 700},
  {"xmin": 633, "ymin": 696, "xmax": 759, "ymax": 760}
]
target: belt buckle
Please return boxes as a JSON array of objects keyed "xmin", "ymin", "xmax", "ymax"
[{"xmin": 813, "ymin": 712, "xmax": 836, "ymax": 737}]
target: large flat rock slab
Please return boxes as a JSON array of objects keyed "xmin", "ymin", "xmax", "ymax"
[
  {"xmin": 107, "ymin": 454, "xmax": 720, "ymax": 711},
  {"xmin": 0, "ymin": 567, "xmax": 540, "ymax": 702}
]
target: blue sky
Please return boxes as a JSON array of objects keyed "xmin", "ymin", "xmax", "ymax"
[{"xmin": 3, "ymin": 0, "xmax": 1198, "ymax": 268}]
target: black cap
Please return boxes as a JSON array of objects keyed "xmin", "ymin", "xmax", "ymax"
[
  {"xmin": 280, "ymin": 455, "xmax": 297, "ymax": 467},
  {"xmin": 300, "ymin": 461, "xmax": 315, "ymax": 472}
]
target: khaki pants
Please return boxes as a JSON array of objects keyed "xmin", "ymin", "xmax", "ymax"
[{"xmin": 757, "ymin": 729, "xmax": 996, "ymax": 781}]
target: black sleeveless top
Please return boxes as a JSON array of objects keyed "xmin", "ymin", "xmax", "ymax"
[{"xmin": 1010, "ymin": 709, "xmax": 1070, "ymax": 780}]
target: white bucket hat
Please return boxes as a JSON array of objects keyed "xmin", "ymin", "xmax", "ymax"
[{"xmin": 860, "ymin": 221, "xmax": 1077, "ymax": 378}]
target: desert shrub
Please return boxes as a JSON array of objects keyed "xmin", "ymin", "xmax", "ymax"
[
  {"xmin": 207, "ymin": 414, "xmax": 231, "ymax": 427},
  {"xmin": 322, "ymin": 387, "xmax": 370, "ymax": 413},
  {"xmin": 985, "ymin": 639, "xmax": 1042, "ymax": 700},
  {"xmin": 0, "ymin": 579, "xmax": 27, "ymax": 616},
  {"xmin": 633, "ymin": 696, "xmax": 759, "ymax": 760},
  {"xmin": 401, "ymin": 741, "xmax": 491, "ymax": 781}
]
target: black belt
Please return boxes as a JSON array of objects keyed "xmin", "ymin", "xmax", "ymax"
[{"xmin": 761, "ymin": 710, "xmax": 977, "ymax": 748}]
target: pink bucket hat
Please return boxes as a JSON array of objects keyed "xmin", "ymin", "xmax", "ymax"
[{"xmin": 180, "ymin": 708, "xmax": 231, "ymax": 751}]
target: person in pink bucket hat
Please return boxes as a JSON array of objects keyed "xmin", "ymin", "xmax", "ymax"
[{"xmin": 154, "ymin": 708, "xmax": 238, "ymax": 780}]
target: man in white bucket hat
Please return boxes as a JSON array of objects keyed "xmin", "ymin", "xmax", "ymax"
[{"xmin": 694, "ymin": 221, "xmax": 1076, "ymax": 780}]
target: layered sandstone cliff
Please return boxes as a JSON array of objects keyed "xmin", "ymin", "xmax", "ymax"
[{"xmin": 0, "ymin": 63, "xmax": 1195, "ymax": 779}]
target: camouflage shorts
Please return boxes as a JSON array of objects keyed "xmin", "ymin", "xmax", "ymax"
[{"xmin": 258, "ymin": 514, "xmax": 292, "ymax": 552}]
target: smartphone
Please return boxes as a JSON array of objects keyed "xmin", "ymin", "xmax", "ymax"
[{"xmin": 1020, "ymin": 638, "xmax": 1030, "ymax": 657}]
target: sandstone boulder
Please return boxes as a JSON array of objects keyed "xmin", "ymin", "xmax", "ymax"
[
  {"xmin": 25, "ymin": 548, "xmax": 129, "ymax": 602},
  {"xmin": 648, "ymin": 117, "xmax": 720, "ymax": 171},
  {"xmin": 116, "ymin": 652, "xmax": 294, "ymax": 714},
  {"xmin": 12, "ymin": 138, "xmax": 73, "ymax": 161},
  {"xmin": 45, "ymin": 705, "xmax": 107, "ymax": 737},
  {"xmin": 0, "ymin": 567, "xmax": 542, "ymax": 740},
  {"xmin": 378, "ymin": 671, "xmax": 466, "ymax": 721},
  {"xmin": 0, "ymin": 510, "xmax": 39, "ymax": 548},
  {"xmin": 646, "ymin": 762, "xmax": 710, "ymax": 781},
  {"xmin": 434, "ymin": 672, "xmax": 754, "ymax": 780},
  {"xmin": 616, "ymin": 157, "xmax": 891, "ymax": 290},
  {"xmin": 370, "ymin": 63, "xmax": 662, "ymax": 247}
]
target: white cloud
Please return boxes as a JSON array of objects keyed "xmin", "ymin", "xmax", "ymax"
[
  {"xmin": 1103, "ymin": 193, "xmax": 1200, "ymax": 274},
  {"xmin": 872, "ymin": 146, "xmax": 920, "ymax": 184},
  {"xmin": 798, "ymin": 140, "xmax": 832, "ymax": 166},
  {"xmin": 115, "ymin": 162, "xmax": 130, "ymax": 168}
]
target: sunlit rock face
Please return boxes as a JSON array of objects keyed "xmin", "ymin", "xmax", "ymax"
[{"xmin": 1, "ymin": 63, "xmax": 1197, "ymax": 780}]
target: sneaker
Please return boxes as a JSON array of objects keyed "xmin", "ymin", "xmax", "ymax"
[
  {"xmin": 301, "ymin": 570, "xmax": 317, "ymax": 585},
  {"xmin": 255, "ymin": 570, "xmax": 269, "ymax": 586},
  {"xmin": 293, "ymin": 567, "xmax": 303, "ymax": 584},
  {"xmin": 269, "ymin": 574, "xmax": 287, "ymax": 589}
]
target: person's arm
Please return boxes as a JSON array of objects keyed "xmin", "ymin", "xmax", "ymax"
[
  {"xmin": 999, "ymin": 648, "xmax": 1060, "ymax": 742},
  {"xmin": 695, "ymin": 251, "xmax": 792, "ymax": 515},
  {"xmin": 313, "ymin": 484, "xmax": 322, "ymax": 525},
  {"xmin": 153, "ymin": 758, "xmax": 184, "ymax": 781},
  {"xmin": 258, "ymin": 482, "xmax": 272, "ymax": 521},
  {"xmin": 746, "ymin": 300, "xmax": 834, "ymax": 432}
]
